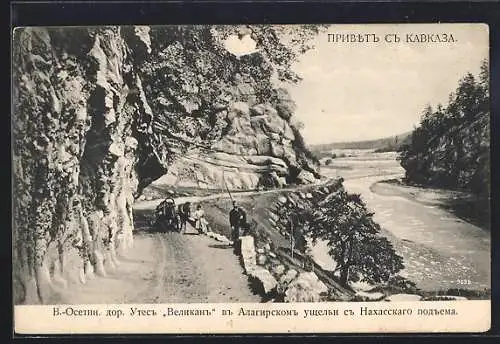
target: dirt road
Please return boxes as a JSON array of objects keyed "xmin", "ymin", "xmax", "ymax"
[{"xmin": 54, "ymin": 224, "xmax": 261, "ymax": 304}]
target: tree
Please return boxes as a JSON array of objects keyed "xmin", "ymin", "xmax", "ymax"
[
  {"xmin": 272, "ymin": 179, "xmax": 406, "ymax": 287},
  {"xmin": 307, "ymin": 190, "xmax": 404, "ymax": 286}
]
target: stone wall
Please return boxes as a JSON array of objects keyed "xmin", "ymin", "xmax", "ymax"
[{"xmin": 194, "ymin": 211, "xmax": 335, "ymax": 302}]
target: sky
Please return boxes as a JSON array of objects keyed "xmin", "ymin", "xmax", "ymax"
[{"xmin": 285, "ymin": 24, "xmax": 489, "ymax": 145}]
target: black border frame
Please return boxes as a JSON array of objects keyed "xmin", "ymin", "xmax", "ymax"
[{"xmin": 8, "ymin": 0, "xmax": 500, "ymax": 342}]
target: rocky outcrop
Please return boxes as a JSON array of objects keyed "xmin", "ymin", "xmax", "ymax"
[
  {"xmin": 384, "ymin": 294, "xmax": 423, "ymax": 302},
  {"xmin": 240, "ymin": 236, "xmax": 258, "ymax": 273},
  {"xmin": 154, "ymin": 150, "xmax": 290, "ymax": 190},
  {"xmin": 134, "ymin": 26, "xmax": 321, "ymax": 193},
  {"xmin": 238, "ymin": 234, "xmax": 330, "ymax": 302},
  {"xmin": 284, "ymin": 272, "xmax": 329, "ymax": 302},
  {"xmin": 398, "ymin": 66, "xmax": 490, "ymax": 197},
  {"xmin": 154, "ymin": 100, "xmax": 320, "ymax": 190},
  {"xmin": 354, "ymin": 291, "xmax": 385, "ymax": 301},
  {"xmin": 249, "ymin": 268, "xmax": 278, "ymax": 295}
]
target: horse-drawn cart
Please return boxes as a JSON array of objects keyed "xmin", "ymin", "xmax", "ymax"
[{"xmin": 153, "ymin": 198, "xmax": 181, "ymax": 233}]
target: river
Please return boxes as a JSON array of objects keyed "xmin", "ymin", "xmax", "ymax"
[{"xmin": 310, "ymin": 149, "xmax": 491, "ymax": 293}]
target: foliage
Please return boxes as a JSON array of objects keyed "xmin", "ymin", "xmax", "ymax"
[
  {"xmin": 398, "ymin": 59, "xmax": 490, "ymax": 196},
  {"xmin": 257, "ymin": 172, "xmax": 280, "ymax": 189},
  {"xmin": 274, "ymin": 179, "xmax": 405, "ymax": 287},
  {"xmin": 386, "ymin": 275, "xmax": 420, "ymax": 294},
  {"xmin": 373, "ymin": 136, "xmax": 403, "ymax": 153}
]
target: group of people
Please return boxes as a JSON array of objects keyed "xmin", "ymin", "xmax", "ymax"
[{"xmin": 155, "ymin": 197, "xmax": 248, "ymax": 249}]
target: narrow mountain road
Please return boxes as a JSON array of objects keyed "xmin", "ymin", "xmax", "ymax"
[
  {"xmin": 133, "ymin": 179, "xmax": 330, "ymax": 211},
  {"xmin": 133, "ymin": 225, "xmax": 261, "ymax": 303},
  {"xmin": 53, "ymin": 224, "xmax": 261, "ymax": 304}
]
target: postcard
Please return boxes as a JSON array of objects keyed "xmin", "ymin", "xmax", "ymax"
[{"xmin": 12, "ymin": 23, "xmax": 490, "ymax": 334}]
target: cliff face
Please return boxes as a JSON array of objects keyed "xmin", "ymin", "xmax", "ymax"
[
  {"xmin": 12, "ymin": 27, "xmax": 152, "ymax": 304},
  {"xmin": 398, "ymin": 68, "xmax": 490, "ymax": 197},
  {"xmin": 12, "ymin": 26, "xmax": 320, "ymax": 304}
]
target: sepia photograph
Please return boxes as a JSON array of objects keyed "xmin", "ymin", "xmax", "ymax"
[{"xmin": 12, "ymin": 23, "xmax": 491, "ymax": 333}]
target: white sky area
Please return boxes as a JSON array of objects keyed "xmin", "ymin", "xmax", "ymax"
[
  {"xmin": 285, "ymin": 24, "xmax": 489, "ymax": 144},
  {"xmin": 224, "ymin": 32, "xmax": 259, "ymax": 57}
]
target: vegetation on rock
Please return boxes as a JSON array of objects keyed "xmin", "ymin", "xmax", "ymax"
[
  {"xmin": 308, "ymin": 185, "xmax": 404, "ymax": 286},
  {"xmin": 139, "ymin": 25, "xmax": 324, "ymax": 190},
  {"xmin": 398, "ymin": 59, "xmax": 490, "ymax": 197}
]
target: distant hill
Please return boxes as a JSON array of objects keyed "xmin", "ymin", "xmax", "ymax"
[{"xmin": 310, "ymin": 131, "xmax": 412, "ymax": 157}]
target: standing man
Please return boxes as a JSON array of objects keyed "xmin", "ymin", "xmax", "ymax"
[
  {"xmin": 230, "ymin": 201, "xmax": 247, "ymax": 252},
  {"xmin": 178, "ymin": 202, "xmax": 191, "ymax": 234}
]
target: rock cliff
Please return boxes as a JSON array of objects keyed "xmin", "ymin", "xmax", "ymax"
[
  {"xmin": 156, "ymin": 99, "xmax": 320, "ymax": 190},
  {"xmin": 12, "ymin": 25, "xmax": 320, "ymax": 304},
  {"xmin": 398, "ymin": 65, "xmax": 490, "ymax": 197}
]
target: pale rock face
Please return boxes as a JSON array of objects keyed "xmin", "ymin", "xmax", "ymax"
[
  {"xmin": 284, "ymin": 271, "xmax": 329, "ymax": 302},
  {"xmin": 271, "ymin": 264, "xmax": 286, "ymax": 276},
  {"xmin": 296, "ymin": 170, "xmax": 317, "ymax": 184},
  {"xmin": 240, "ymin": 236, "xmax": 257, "ymax": 274},
  {"xmin": 277, "ymin": 196, "xmax": 288, "ymax": 204},
  {"xmin": 12, "ymin": 26, "xmax": 152, "ymax": 304},
  {"xmin": 250, "ymin": 267, "xmax": 278, "ymax": 295},
  {"xmin": 155, "ymin": 97, "xmax": 319, "ymax": 190},
  {"xmin": 157, "ymin": 150, "xmax": 294, "ymax": 190},
  {"xmin": 257, "ymin": 254, "xmax": 267, "ymax": 265},
  {"xmin": 279, "ymin": 269, "xmax": 298, "ymax": 285},
  {"xmin": 355, "ymin": 291, "xmax": 385, "ymax": 301}
]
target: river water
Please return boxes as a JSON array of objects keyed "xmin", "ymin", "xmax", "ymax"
[{"xmin": 310, "ymin": 150, "xmax": 491, "ymax": 292}]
